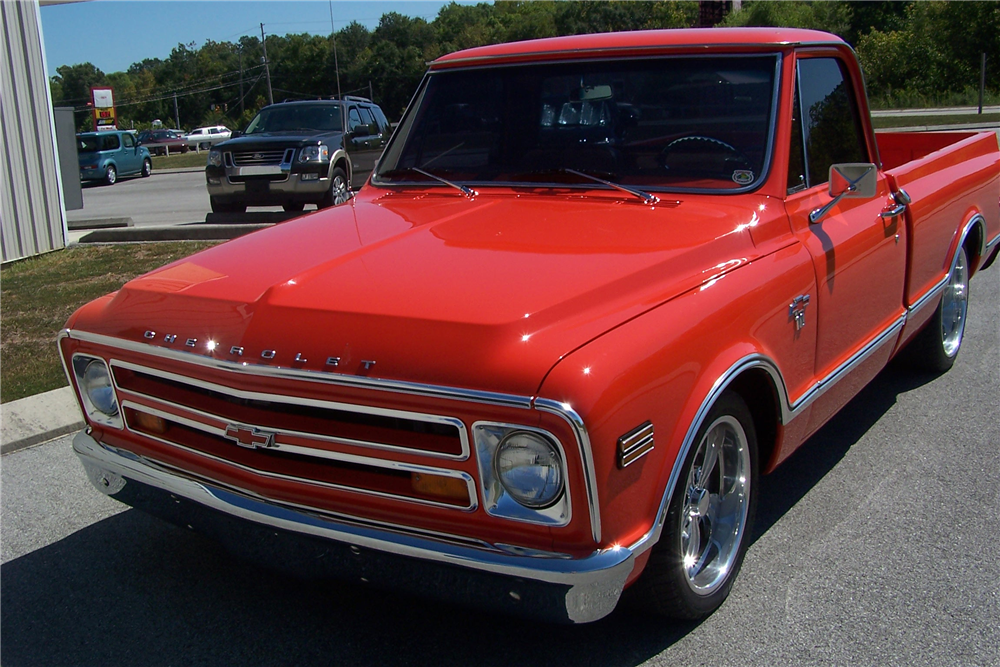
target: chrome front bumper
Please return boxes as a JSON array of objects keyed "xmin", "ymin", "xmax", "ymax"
[{"xmin": 73, "ymin": 430, "xmax": 634, "ymax": 623}]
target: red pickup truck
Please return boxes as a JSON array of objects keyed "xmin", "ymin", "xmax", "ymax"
[{"xmin": 60, "ymin": 28, "xmax": 999, "ymax": 624}]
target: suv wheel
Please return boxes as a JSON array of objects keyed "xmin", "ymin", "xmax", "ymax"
[
  {"xmin": 141, "ymin": 158, "xmax": 152, "ymax": 177},
  {"xmin": 103, "ymin": 165, "xmax": 117, "ymax": 185},
  {"xmin": 319, "ymin": 167, "xmax": 350, "ymax": 208}
]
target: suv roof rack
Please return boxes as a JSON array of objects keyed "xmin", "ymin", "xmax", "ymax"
[{"xmin": 339, "ymin": 95, "xmax": 372, "ymax": 103}]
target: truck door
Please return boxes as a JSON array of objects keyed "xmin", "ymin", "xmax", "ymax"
[{"xmin": 783, "ymin": 56, "xmax": 906, "ymax": 427}]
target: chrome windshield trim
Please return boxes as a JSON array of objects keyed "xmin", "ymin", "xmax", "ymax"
[
  {"xmin": 381, "ymin": 53, "xmax": 782, "ymax": 197},
  {"xmin": 73, "ymin": 430, "xmax": 634, "ymax": 623},
  {"xmin": 532, "ymin": 398, "xmax": 602, "ymax": 544},
  {"xmin": 62, "ymin": 329, "xmax": 533, "ymax": 410},
  {"xmin": 110, "ymin": 359, "xmax": 471, "ymax": 461},
  {"xmin": 119, "ymin": 402, "xmax": 478, "ymax": 512}
]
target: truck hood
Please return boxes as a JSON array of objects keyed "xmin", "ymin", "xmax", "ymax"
[
  {"xmin": 217, "ymin": 132, "xmax": 343, "ymax": 151},
  {"xmin": 71, "ymin": 189, "xmax": 769, "ymax": 396}
]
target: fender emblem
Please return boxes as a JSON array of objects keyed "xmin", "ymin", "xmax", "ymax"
[{"xmin": 223, "ymin": 424, "xmax": 276, "ymax": 449}]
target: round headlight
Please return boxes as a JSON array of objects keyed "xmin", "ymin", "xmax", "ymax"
[
  {"xmin": 494, "ymin": 431, "xmax": 564, "ymax": 509},
  {"xmin": 82, "ymin": 360, "xmax": 118, "ymax": 417}
]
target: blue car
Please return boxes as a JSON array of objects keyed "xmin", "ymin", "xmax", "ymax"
[{"xmin": 78, "ymin": 131, "xmax": 152, "ymax": 185}]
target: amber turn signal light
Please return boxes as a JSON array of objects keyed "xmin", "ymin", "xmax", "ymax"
[
  {"xmin": 411, "ymin": 472, "xmax": 469, "ymax": 503},
  {"xmin": 129, "ymin": 409, "xmax": 168, "ymax": 434}
]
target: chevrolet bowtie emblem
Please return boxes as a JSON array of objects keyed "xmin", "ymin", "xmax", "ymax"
[{"xmin": 223, "ymin": 424, "xmax": 276, "ymax": 449}]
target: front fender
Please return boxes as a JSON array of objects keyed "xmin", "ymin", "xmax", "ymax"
[{"xmin": 536, "ymin": 241, "xmax": 816, "ymax": 556}]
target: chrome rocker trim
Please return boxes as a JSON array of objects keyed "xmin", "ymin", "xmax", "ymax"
[{"xmin": 73, "ymin": 430, "xmax": 634, "ymax": 624}]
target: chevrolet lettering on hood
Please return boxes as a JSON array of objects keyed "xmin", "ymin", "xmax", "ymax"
[
  {"xmin": 59, "ymin": 27, "xmax": 1000, "ymax": 625},
  {"xmin": 142, "ymin": 330, "xmax": 353, "ymax": 368}
]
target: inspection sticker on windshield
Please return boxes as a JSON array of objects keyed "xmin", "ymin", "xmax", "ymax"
[{"xmin": 732, "ymin": 170, "xmax": 754, "ymax": 185}]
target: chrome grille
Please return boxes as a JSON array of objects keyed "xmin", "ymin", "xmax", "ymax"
[
  {"xmin": 231, "ymin": 149, "xmax": 289, "ymax": 166},
  {"xmin": 108, "ymin": 359, "xmax": 477, "ymax": 511}
]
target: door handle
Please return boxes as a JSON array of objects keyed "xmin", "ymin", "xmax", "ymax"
[{"xmin": 880, "ymin": 188, "xmax": 911, "ymax": 218}]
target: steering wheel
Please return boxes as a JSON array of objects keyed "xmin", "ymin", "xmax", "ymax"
[{"xmin": 660, "ymin": 135, "xmax": 753, "ymax": 177}]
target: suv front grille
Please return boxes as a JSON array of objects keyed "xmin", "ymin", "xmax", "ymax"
[{"xmin": 231, "ymin": 149, "xmax": 291, "ymax": 166}]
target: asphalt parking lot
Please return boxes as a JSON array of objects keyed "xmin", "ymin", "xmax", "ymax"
[{"xmin": 2, "ymin": 266, "xmax": 997, "ymax": 666}]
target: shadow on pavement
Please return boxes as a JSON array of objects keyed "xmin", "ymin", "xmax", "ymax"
[{"xmin": 751, "ymin": 361, "xmax": 940, "ymax": 543}]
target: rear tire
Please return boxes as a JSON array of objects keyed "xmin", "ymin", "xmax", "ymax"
[
  {"xmin": 103, "ymin": 165, "xmax": 117, "ymax": 185},
  {"xmin": 282, "ymin": 203, "xmax": 305, "ymax": 212},
  {"xmin": 629, "ymin": 391, "xmax": 758, "ymax": 619},
  {"xmin": 901, "ymin": 246, "xmax": 970, "ymax": 372}
]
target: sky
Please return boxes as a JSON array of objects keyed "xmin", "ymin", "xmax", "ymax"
[{"xmin": 39, "ymin": 1, "xmax": 467, "ymax": 77}]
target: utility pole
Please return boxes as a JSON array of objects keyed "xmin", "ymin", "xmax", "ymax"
[
  {"xmin": 329, "ymin": 1, "xmax": 342, "ymax": 100},
  {"xmin": 173, "ymin": 92, "xmax": 180, "ymax": 131},
  {"xmin": 979, "ymin": 53, "xmax": 987, "ymax": 115},
  {"xmin": 261, "ymin": 23, "xmax": 274, "ymax": 105},
  {"xmin": 238, "ymin": 47, "xmax": 244, "ymax": 116}
]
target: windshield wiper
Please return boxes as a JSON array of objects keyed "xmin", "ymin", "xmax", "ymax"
[
  {"xmin": 410, "ymin": 167, "xmax": 478, "ymax": 199},
  {"xmin": 562, "ymin": 168, "xmax": 659, "ymax": 205}
]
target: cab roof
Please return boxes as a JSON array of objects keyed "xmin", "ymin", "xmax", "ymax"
[{"xmin": 431, "ymin": 27, "xmax": 844, "ymax": 69}]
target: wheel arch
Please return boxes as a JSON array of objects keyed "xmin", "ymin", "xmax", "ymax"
[
  {"xmin": 629, "ymin": 353, "xmax": 789, "ymax": 558},
  {"xmin": 959, "ymin": 211, "xmax": 987, "ymax": 276}
]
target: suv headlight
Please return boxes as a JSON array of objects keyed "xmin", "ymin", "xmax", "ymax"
[
  {"xmin": 71, "ymin": 355, "xmax": 122, "ymax": 428},
  {"xmin": 298, "ymin": 145, "xmax": 329, "ymax": 163},
  {"xmin": 473, "ymin": 422, "xmax": 569, "ymax": 525},
  {"xmin": 207, "ymin": 149, "xmax": 223, "ymax": 167}
]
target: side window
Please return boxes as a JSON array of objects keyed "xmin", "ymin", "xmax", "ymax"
[
  {"xmin": 371, "ymin": 106, "xmax": 390, "ymax": 136},
  {"xmin": 787, "ymin": 88, "xmax": 806, "ymax": 193},
  {"xmin": 359, "ymin": 107, "xmax": 377, "ymax": 135},
  {"xmin": 796, "ymin": 58, "xmax": 868, "ymax": 188},
  {"xmin": 122, "ymin": 133, "xmax": 135, "ymax": 148},
  {"xmin": 102, "ymin": 135, "xmax": 121, "ymax": 151},
  {"xmin": 348, "ymin": 108, "xmax": 366, "ymax": 134}
]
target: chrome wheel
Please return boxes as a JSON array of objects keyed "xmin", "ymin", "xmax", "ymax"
[
  {"xmin": 940, "ymin": 249, "xmax": 969, "ymax": 358},
  {"xmin": 104, "ymin": 165, "xmax": 117, "ymax": 185},
  {"xmin": 332, "ymin": 173, "xmax": 350, "ymax": 205},
  {"xmin": 680, "ymin": 414, "xmax": 751, "ymax": 596}
]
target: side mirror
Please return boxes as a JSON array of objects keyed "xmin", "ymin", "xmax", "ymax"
[{"xmin": 810, "ymin": 162, "xmax": 877, "ymax": 224}]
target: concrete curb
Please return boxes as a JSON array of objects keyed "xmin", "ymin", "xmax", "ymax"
[{"xmin": 1, "ymin": 386, "xmax": 84, "ymax": 455}]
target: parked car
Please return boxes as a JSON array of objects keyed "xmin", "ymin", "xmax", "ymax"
[
  {"xmin": 77, "ymin": 130, "xmax": 152, "ymax": 185},
  {"xmin": 205, "ymin": 96, "xmax": 390, "ymax": 212},
  {"xmin": 61, "ymin": 28, "xmax": 999, "ymax": 624},
  {"xmin": 137, "ymin": 129, "xmax": 189, "ymax": 156},
  {"xmin": 186, "ymin": 125, "xmax": 231, "ymax": 150}
]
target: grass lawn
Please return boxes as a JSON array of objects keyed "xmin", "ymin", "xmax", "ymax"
[
  {"xmin": 872, "ymin": 113, "xmax": 1000, "ymax": 130},
  {"xmin": 1, "ymin": 242, "xmax": 219, "ymax": 403},
  {"xmin": 151, "ymin": 151, "xmax": 210, "ymax": 169}
]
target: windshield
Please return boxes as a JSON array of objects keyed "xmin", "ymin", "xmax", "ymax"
[
  {"xmin": 244, "ymin": 103, "xmax": 343, "ymax": 134},
  {"xmin": 375, "ymin": 55, "xmax": 779, "ymax": 192}
]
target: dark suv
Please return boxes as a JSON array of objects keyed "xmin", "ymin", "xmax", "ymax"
[{"xmin": 205, "ymin": 97, "xmax": 390, "ymax": 212}]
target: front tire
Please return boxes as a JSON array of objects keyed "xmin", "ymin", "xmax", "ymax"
[
  {"xmin": 282, "ymin": 202, "xmax": 305, "ymax": 212},
  {"xmin": 630, "ymin": 391, "xmax": 758, "ymax": 619},
  {"xmin": 319, "ymin": 167, "xmax": 350, "ymax": 208},
  {"xmin": 103, "ymin": 165, "xmax": 117, "ymax": 185},
  {"xmin": 902, "ymin": 246, "xmax": 970, "ymax": 372}
]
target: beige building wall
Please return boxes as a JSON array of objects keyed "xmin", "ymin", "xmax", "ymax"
[{"xmin": 1, "ymin": 0, "xmax": 67, "ymax": 263}]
